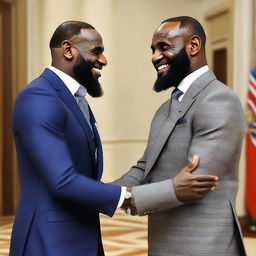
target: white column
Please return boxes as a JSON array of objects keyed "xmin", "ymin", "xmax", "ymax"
[
  {"xmin": 233, "ymin": 0, "xmax": 253, "ymax": 216},
  {"xmin": 27, "ymin": 0, "xmax": 41, "ymax": 81}
]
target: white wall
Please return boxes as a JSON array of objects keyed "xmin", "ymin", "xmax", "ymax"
[
  {"xmin": 232, "ymin": 0, "xmax": 253, "ymax": 216},
  {"xmin": 27, "ymin": 0, "xmax": 252, "ymax": 215}
]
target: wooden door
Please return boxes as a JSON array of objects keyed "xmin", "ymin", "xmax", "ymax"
[
  {"xmin": 0, "ymin": 4, "xmax": 3, "ymax": 216},
  {"xmin": 0, "ymin": 0, "xmax": 26, "ymax": 216},
  {"xmin": 0, "ymin": 1, "xmax": 14, "ymax": 215},
  {"xmin": 205, "ymin": 5, "xmax": 233, "ymax": 87}
]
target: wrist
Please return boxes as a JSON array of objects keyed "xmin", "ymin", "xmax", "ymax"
[
  {"xmin": 125, "ymin": 187, "xmax": 132, "ymax": 199},
  {"xmin": 121, "ymin": 187, "xmax": 137, "ymax": 215}
]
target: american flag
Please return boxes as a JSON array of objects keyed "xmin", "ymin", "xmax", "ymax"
[{"xmin": 246, "ymin": 67, "xmax": 256, "ymax": 220}]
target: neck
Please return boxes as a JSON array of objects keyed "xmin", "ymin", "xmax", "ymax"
[
  {"xmin": 189, "ymin": 49, "xmax": 207, "ymax": 73},
  {"xmin": 190, "ymin": 62, "xmax": 207, "ymax": 73},
  {"xmin": 51, "ymin": 61, "xmax": 74, "ymax": 78},
  {"xmin": 189, "ymin": 55, "xmax": 207, "ymax": 74}
]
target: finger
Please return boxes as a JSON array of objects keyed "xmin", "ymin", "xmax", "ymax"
[
  {"xmin": 193, "ymin": 181, "xmax": 219, "ymax": 188},
  {"xmin": 194, "ymin": 175, "xmax": 219, "ymax": 182},
  {"xmin": 194, "ymin": 186, "xmax": 216, "ymax": 193},
  {"xmin": 184, "ymin": 155, "xmax": 200, "ymax": 173},
  {"xmin": 184, "ymin": 186, "xmax": 216, "ymax": 201}
]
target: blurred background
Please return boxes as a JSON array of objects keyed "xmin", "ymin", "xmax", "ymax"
[{"xmin": 0, "ymin": 0, "xmax": 255, "ymax": 255}]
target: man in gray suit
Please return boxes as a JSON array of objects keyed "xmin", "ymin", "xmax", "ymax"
[{"xmin": 116, "ymin": 16, "xmax": 246, "ymax": 255}]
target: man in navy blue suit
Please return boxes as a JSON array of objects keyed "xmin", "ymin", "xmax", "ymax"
[{"xmin": 10, "ymin": 21, "xmax": 218, "ymax": 256}]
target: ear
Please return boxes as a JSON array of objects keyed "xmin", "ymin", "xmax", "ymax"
[
  {"xmin": 61, "ymin": 40, "xmax": 74, "ymax": 60},
  {"xmin": 187, "ymin": 35, "xmax": 201, "ymax": 56}
]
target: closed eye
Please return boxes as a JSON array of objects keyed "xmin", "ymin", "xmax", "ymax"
[
  {"xmin": 158, "ymin": 42, "xmax": 171, "ymax": 51},
  {"xmin": 151, "ymin": 42, "xmax": 174, "ymax": 54},
  {"xmin": 91, "ymin": 47, "xmax": 104, "ymax": 55}
]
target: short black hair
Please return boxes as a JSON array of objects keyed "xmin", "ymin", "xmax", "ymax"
[
  {"xmin": 161, "ymin": 16, "xmax": 206, "ymax": 47},
  {"xmin": 49, "ymin": 21, "xmax": 95, "ymax": 48}
]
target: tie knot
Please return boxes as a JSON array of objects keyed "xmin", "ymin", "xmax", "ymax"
[
  {"xmin": 75, "ymin": 93, "xmax": 82, "ymax": 100},
  {"xmin": 75, "ymin": 86, "xmax": 87, "ymax": 98},
  {"xmin": 171, "ymin": 88, "xmax": 183, "ymax": 101}
]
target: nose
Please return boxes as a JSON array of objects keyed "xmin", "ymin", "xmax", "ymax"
[
  {"xmin": 98, "ymin": 54, "xmax": 107, "ymax": 66},
  {"xmin": 152, "ymin": 50, "xmax": 163, "ymax": 64}
]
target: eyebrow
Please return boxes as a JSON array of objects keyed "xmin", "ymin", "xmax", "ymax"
[
  {"xmin": 91, "ymin": 46, "xmax": 104, "ymax": 53},
  {"xmin": 151, "ymin": 40, "xmax": 173, "ymax": 49}
]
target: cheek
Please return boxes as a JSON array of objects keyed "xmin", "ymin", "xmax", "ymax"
[
  {"xmin": 163, "ymin": 51, "xmax": 175, "ymax": 61},
  {"xmin": 86, "ymin": 55, "xmax": 97, "ymax": 64},
  {"xmin": 78, "ymin": 50, "xmax": 92, "ymax": 61}
]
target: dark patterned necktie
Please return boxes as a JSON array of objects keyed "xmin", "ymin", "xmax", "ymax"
[{"xmin": 171, "ymin": 88, "xmax": 183, "ymax": 101}]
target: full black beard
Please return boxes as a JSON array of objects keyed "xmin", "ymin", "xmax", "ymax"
[
  {"xmin": 73, "ymin": 54, "xmax": 103, "ymax": 97},
  {"xmin": 153, "ymin": 47, "xmax": 190, "ymax": 92}
]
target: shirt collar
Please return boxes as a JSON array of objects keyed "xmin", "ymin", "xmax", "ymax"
[
  {"xmin": 177, "ymin": 65, "xmax": 209, "ymax": 101},
  {"xmin": 48, "ymin": 66, "xmax": 87, "ymax": 97}
]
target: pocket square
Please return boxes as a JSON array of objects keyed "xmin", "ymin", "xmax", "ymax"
[{"xmin": 176, "ymin": 117, "xmax": 186, "ymax": 125}]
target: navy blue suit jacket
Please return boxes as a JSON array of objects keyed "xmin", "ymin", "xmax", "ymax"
[{"xmin": 10, "ymin": 68, "xmax": 121, "ymax": 256}]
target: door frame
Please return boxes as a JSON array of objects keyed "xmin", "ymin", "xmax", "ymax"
[
  {"xmin": 204, "ymin": 0, "xmax": 234, "ymax": 87},
  {"xmin": 0, "ymin": 0, "xmax": 27, "ymax": 215}
]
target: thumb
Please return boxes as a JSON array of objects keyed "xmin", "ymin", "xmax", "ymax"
[{"xmin": 185, "ymin": 155, "xmax": 200, "ymax": 173}]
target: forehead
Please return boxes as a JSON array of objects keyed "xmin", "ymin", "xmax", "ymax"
[
  {"xmin": 75, "ymin": 28, "xmax": 103, "ymax": 48},
  {"xmin": 80, "ymin": 28, "xmax": 102, "ymax": 41},
  {"xmin": 152, "ymin": 21, "xmax": 186, "ymax": 41}
]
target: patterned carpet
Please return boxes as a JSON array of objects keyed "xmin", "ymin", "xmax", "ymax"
[
  {"xmin": 0, "ymin": 218, "xmax": 13, "ymax": 256},
  {"xmin": 1, "ymin": 213, "xmax": 256, "ymax": 255},
  {"xmin": 0, "ymin": 211, "xmax": 148, "ymax": 256}
]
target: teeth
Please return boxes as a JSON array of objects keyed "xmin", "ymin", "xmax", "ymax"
[
  {"xmin": 93, "ymin": 68, "xmax": 101, "ymax": 73},
  {"xmin": 157, "ymin": 64, "xmax": 169, "ymax": 71}
]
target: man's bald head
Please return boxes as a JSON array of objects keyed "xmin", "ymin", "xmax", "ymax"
[
  {"xmin": 49, "ymin": 21, "xmax": 95, "ymax": 49},
  {"xmin": 161, "ymin": 16, "xmax": 206, "ymax": 47}
]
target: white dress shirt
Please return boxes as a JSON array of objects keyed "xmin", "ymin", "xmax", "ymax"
[
  {"xmin": 177, "ymin": 65, "xmax": 209, "ymax": 101},
  {"xmin": 49, "ymin": 66, "xmax": 86, "ymax": 97}
]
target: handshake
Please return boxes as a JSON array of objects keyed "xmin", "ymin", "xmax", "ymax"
[{"xmin": 120, "ymin": 155, "xmax": 218, "ymax": 216}]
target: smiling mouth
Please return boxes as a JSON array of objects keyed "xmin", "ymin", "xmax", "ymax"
[
  {"xmin": 92, "ymin": 67, "xmax": 102, "ymax": 78},
  {"xmin": 156, "ymin": 64, "xmax": 170, "ymax": 75}
]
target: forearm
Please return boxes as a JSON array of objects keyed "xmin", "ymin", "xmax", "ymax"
[{"xmin": 132, "ymin": 179, "xmax": 182, "ymax": 216}]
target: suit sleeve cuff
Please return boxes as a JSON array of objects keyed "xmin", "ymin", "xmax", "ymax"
[
  {"xmin": 132, "ymin": 179, "xmax": 183, "ymax": 216},
  {"xmin": 116, "ymin": 186, "xmax": 127, "ymax": 209}
]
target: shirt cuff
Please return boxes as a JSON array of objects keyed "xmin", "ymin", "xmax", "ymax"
[{"xmin": 116, "ymin": 186, "xmax": 127, "ymax": 209}]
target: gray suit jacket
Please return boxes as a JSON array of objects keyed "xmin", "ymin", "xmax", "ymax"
[{"xmin": 114, "ymin": 71, "xmax": 246, "ymax": 256}]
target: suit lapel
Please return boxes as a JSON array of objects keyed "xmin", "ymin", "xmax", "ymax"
[
  {"xmin": 145, "ymin": 70, "xmax": 217, "ymax": 176},
  {"xmin": 88, "ymin": 106, "xmax": 103, "ymax": 180},
  {"xmin": 145, "ymin": 98, "xmax": 191, "ymax": 176},
  {"xmin": 40, "ymin": 68, "xmax": 97, "ymax": 162}
]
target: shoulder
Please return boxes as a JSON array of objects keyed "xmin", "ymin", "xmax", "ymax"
[
  {"xmin": 17, "ymin": 76, "xmax": 55, "ymax": 99},
  {"xmin": 15, "ymin": 74, "xmax": 61, "ymax": 108},
  {"xmin": 193, "ymin": 79, "xmax": 245, "ymax": 129},
  {"xmin": 13, "ymin": 76, "xmax": 65, "ymax": 127},
  {"xmin": 198, "ymin": 79, "xmax": 243, "ymax": 109}
]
